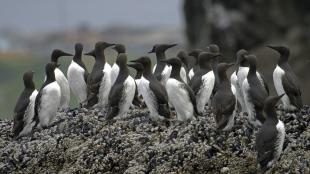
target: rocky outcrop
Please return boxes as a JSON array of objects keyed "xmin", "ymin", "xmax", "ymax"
[{"xmin": 0, "ymin": 106, "xmax": 309, "ymax": 173}]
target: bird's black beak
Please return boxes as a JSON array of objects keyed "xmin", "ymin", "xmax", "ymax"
[
  {"xmin": 148, "ymin": 47, "xmax": 155, "ymax": 54},
  {"xmin": 106, "ymin": 43, "xmax": 115, "ymax": 48},
  {"xmin": 267, "ymin": 45, "xmax": 278, "ymax": 51},
  {"xmin": 84, "ymin": 50, "xmax": 95, "ymax": 57},
  {"xmin": 167, "ymin": 44, "xmax": 177, "ymax": 49},
  {"xmin": 227, "ymin": 63, "xmax": 235, "ymax": 67},
  {"xmin": 61, "ymin": 51, "xmax": 73, "ymax": 57},
  {"xmin": 130, "ymin": 59, "xmax": 139, "ymax": 63}
]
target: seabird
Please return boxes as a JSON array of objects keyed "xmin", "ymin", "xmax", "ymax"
[
  {"xmin": 12, "ymin": 71, "xmax": 38, "ymax": 137},
  {"xmin": 212, "ymin": 63, "xmax": 237, "ymax": 131},
  {"xmin": 127, "ymin": 62, "xmax": 145, "ymax": 108},
  {"xmin": 189, "ymin": 52, "xmax": 219, "ymax": 114},
  {"xmin": 242, "ymin": 55, "xmax": 269, "ymax": 127},
  {"xmin": 131, "ymin": 56, "xmax": 171, "ymax": 121},
  {"xmin": 84, "ymin": 41, "xmax": 115, "ymax": 109},
  {"xmin": 33, "ymin": 63, "xmax": 61, "ymax": 129},
  {"xmin": 149, "ymin": 44, "xmax": 187, "ymax": 85},
  {"xmin": 50, "ymin": 49, "xmax": 72, "ymax": 111},
  {"xmin": 106, "ymin": 53, "xmax": 136, "ymax": 120},
  {"xmin": 162, "ymin": 58, "xmax": 198, "ymax": 121},
  {"xmin": 67, "ymin": 43, "xmax": 89, "ymax": 107},
  {"xmin": 188, "ymin": 49, "xmax": 203, "ymax": 80},
  {"xmin": 111, "ymin": 44, "xmax": 126, "ymax": 86},
  {"xmin": 256, "ymin": 94, "xmax": 285, "ymax": 173},
  {"xmin": 268, "ymin": 45, "xmax": 302, "ymax": 111},
  {"xmin": 235, "ymin": 49, "xmax": 269, "ymax": 113},
  {"xmin": 177, "ymin": 51, "xmax": 191, "ymax": 83}
]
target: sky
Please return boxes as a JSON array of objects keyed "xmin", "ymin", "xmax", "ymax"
[{"xmin": 0, "ymin": 0, "xmax": 182, "ymax": 32}]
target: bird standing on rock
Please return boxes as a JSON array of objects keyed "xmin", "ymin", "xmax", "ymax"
[
  {"xmin": 212, "ymin": 63, "xmax": 237, "ymax": 131},
  {"xmin": 84, "ymin": 42, "xmax": 115, "ymax": 109},
  {"xmin": 131, "ymin": 56, "xmax": 171, "ymax": 121},
  {"xmin": 127, "ymin": 62, "xmax": 145, "ymax": 108},
  {"xmin": 190, "ymin": 52, "xmax": 218, "ymax": 114},
  {"xmin": 49, "ymin": 49, "xmax": 72, "ymax": 111},
  {"xmin": 162, "ymin": 58, "xmax": 198, "ymax": 121},
  {"xmin": 242, "ymin": 55, "xmax": 269, "ymax": 127},
  {"xmin": 111, "ymin": 44, "xmax": 126, "ymax": 86},
  {"xmin": 256, "ymin": 94, "xmax": 285, "ymax": 173},
  {"xmin": 67, "ymin": 43, "xmax": 89, "ymax": 107},
  {"xmin": 268, "ymin": 46, "xmax": 302, "ymax": 111},
  {"xmin": 12, "ymin": 71, "xmax": 38, "ymax": 137},
  {"xmin": 106, "ymin": 53, "xmax": 136, "ymax": 120},
  {"xmin": 231, "ymin": 49, "xmax": 248, "ymax": 113},
  {"xmin": 33, "ymin": 63, "xmax": 61, "ymax": 129},
  {"xmin": 188, "ymin": 49, "xmax": 203, "ymax": 80},
  {"xmin": 149, "ymin": 44, "xmax": 187, "ymax": 85}
]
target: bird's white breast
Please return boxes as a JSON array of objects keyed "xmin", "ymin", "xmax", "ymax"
[
  {"xmin": 54, "ymin": 68, "xmax": 70, "ymax": 109},
  {"xmin": 180, "ymin": 67, "xmax": 188, "ymax": 84},
  {"xmin": 231, "ymin": 71, "xmax": 245, "ymax": 112},
  {"xmin": 67, "ymin": 61, "xmax": 87, "ymax": 103},
  {"xmin": 153, "ymin": 64, "xmax": 172, "ymax": 85},
  {"xmin": 166, "ymin": 78, "xmax": 194, "ymax": 121},
  {"xmin": 110, "ymin": 63, "xmax": 120, "ymax": 86},
  {"xmin": 38, "ymin": 81, "xmax": 61, "ymax": 128},
  {"xmin": 140, "ymin": 76, "xmax": 158, "ymax": 116},
  {"xmin": 196, "ymin": 71, "xmax": 215, "ymax": 113},
  {"xmin": 117, "ymin": 76, "xmax": 136, "ymax": 118},
  {"xmin": 273, "ymin": 65, "xmax": 292, "ymax": 109},
  {"xmin": 98, "ymin": 63, "xmax": 112, "ymax": 109},
  {"xmin": 275, "ymin": 120, "xmax": 285, "ymax": 159},
  {"xmin": 188, "ymin": 68, "xmax": 194, "ymax": 80}
]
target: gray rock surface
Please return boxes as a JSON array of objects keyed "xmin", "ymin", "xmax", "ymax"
[{"xmin": 0, "ymin": 106, "xmax": 309, "ymax": 173}]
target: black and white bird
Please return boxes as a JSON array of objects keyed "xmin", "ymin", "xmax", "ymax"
[
  {"xmin": 127, "ymin": 62, "xmax": 145, "ymax": 108},
  {"xmin": 177, "ymin": 51, "xmax": 191, "ymax": 82},
  {"xmin": 189, "ymin": 52, "xmax": 218, "ymax": 114},
  {"xmin": 231, "ymin": 49, "xmax": 249, "ymax": 112},
  {"xmin": 242, "ymin": 55, "xmax": 269, "ymax": 127},
  {"xmin": 188, "ymin": 49, "xmax": 203, "ymax": 80},
  {"xmin": 12, "ymin": 71, "xmax": 38, "ymax": 137},
  {"xmin": 106, "ymin": 53, "xmax": 136, "ymax": 120},
  {"xmin": 268, "ymin": 46, "xmax": 302, "ymax": 111},
  {"xmin": 67, "ymin": 43, "xmax": 89, "ymax": 107},
  {"xmin": 111, "ymin": 44, "xmax": 126, "ymax": 86},
  {"xmin": 162, "ymin": 58, "xmax": 198, "ymax": 121},
  {"xmin": 131, "ymin": 56, "xmax": 171, "ymax": 121},
  {"xmin": 49, "ymin": 49, "xmax": 72, "ymax": 111},
  {"xmin": 212, "ymin": 63, "xmax": 237, "ymax": 131},
  {"xmin": 84, "ymin": 42, "xmax": 114, "ymax": 109},
  {"xmin": 256, "ymin": 94, "xmax": 285, "ymax": 173},
  {"xmin": 33, "ymin": 63, "xmax": 61, "ymax": 129},
  {"xmin": 149, "ymin": 44, "xmax": 187, "ymax": 85}
]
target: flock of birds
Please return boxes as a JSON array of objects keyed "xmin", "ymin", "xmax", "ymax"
[{"xmin": 12, "ymin": 42, "xmax": 302, "ymax": 172}]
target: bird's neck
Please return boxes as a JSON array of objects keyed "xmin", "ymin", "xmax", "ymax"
[
  {"xmin": 212, "ymin": 58, "xmax": 219, "ymax": 86},
  {"xmin": 156, "ymin": 52, "xmax": 166, "ymax": 60},
  {"xmin": 135, "ymin": 71, "xmax": 143, "ymax": 79},
  {"xmin": 24, "ymin": 81, "xmax": 35, "ymax": 90},
  {"xmin": 142, "ymin": 64, "xmax": 153, "ymax": 78},
  {"xmin": 278, "ymin": 54, "xmax": 289, "ymax": 66},
  {"xmin": 249, "ymin": 64, "xmax": 256, "ymax": 75},
  {"xmin": 96, "ymin": 52, "xmax": 106, "ymax": 63},
  {"xmin": 265, "ymin": 108, "xmax": 279, "ymax": 124},
  {"xmin": 170, "ymin": 66, "xmax": 182, "ymax": 80},
  {"xmin": 73, "ymin": 53, "xmax": 82, "ymax": 62},
  {"xmin": 46, "ymin": 72, "xmax": 56, "ymax": 83}
]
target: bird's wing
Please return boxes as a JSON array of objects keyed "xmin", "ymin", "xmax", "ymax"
[
  {"xmin": 183, "ymin": 83, "xmax": 199, "ymax": 115},
  {"xmin": 256, "ymin": 124, "xmax": 277, "ymax": 167},
  {"xmin": 13, "ymin": 97, "xmax": 30, "ymax": 137},
  {"xmin": 282, "ymin": 73, "xmax": 303, "ymax": 108}
]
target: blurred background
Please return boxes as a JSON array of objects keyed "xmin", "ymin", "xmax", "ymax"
[{"xmin": 0, "ymin": 0, "xmax": 309, "ymax": 119}]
